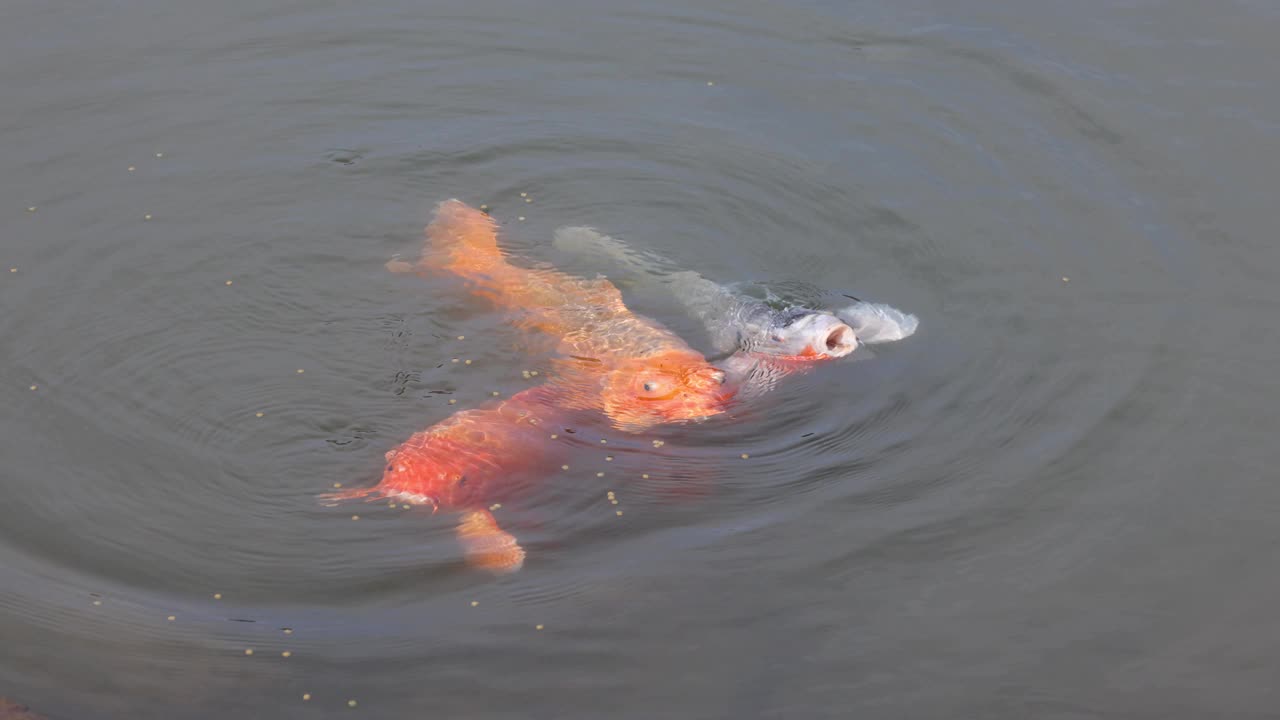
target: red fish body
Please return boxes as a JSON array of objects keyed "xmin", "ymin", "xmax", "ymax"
[{"xmin": 337, "ymin": 385, "xmax": 583, "ymax": 572}]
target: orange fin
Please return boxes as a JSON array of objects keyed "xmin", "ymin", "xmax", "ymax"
[
  {"xmin": 425, "ymin": 199, "xmax": 504, "ymax": 274},
  {"xmin": 456, "ymin": 509, "xmax": 526, "ymax": 573}
]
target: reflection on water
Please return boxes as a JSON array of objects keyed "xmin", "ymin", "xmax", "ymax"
[{"xmin": 3, "ymin": 0, "xmax": 1280, "ymax": 717}]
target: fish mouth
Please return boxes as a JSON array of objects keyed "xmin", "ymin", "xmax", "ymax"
[{"xmin": 823, "ymin": 323, "xmax": 857, "ymax": 356}]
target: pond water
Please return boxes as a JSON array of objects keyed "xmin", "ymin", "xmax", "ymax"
[{"xmin": 3, "ymin": 1, "xmax": 1279, "ymax": 718}]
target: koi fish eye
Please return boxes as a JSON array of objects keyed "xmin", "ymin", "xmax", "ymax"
[{"xmin": 636, "ymin": 376, "xmax": 675, "ymax": 399}]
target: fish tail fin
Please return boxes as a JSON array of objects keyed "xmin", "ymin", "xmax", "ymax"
[
  {"xmin": 421, "ymin": 199, "xmax": 505, "ymax": 276},
  {"xmin": 456, "ymin": 508, "xmax": 526, "ymax": 574}
]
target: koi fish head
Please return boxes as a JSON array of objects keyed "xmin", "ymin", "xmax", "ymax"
[
  {"xmin": 600, "ymin": 350, "xmax": 732, "ymax": 432},
  {"xmin": 758, "ymin": 309, "xmax": 857, "ymax": 360}
]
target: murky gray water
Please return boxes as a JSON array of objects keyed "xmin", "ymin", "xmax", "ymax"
[{"xmin": 4, "ymin": 1, "xmax": 1280, "ymax": 718}]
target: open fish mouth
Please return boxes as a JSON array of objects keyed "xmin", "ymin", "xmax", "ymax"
[{"xmin": 822, "ymin": 323, "xmax": 856, "ymax": 355}]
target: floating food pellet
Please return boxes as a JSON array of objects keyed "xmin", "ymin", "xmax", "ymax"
[
  {"xmin": 127, "ymin": 166, "xmax": 135, "ymax": 172},
  {"xmin": 296, "ymin": 368, "xmax": 304, "ymax": 374},
  {"xmin": 641, "ymin": 474, "xmax": 649, "ymax": 479},
  {"xmin": 255, "ymin": 412, "xmax": 264, "ymax": 418},
  {"xmin": 351, "ymin": 515, "xmax": 360, "ymax": 521},
  {"xmin": 283, "ymin": 628, "xmax": 293, "ymax": 635},
  {"xmin": 611, "ymin": 499, "xmax": 618, "ymax": 505},
  {"xmin": 530, "ymin": 371, "xmax": 538, "ymax": 376},
  {"xmin": 26, "ymin": 206, "xmax": 36, "ymax": 212},
  {"xmin": 1062, "ymin": 277, "xmax": 1070, "ymax": 283},
  {"xmin": 524, "ymin": 198, "xmax": 532, "ymax": 203},
  {"xmin": 92, "ymin": 599, "xmax": 102, "ymax": 606},
  {"xmin": 536, "ymin": 624, "xmax": 544, "ymax": 630},
  {"xmin": 605, "ymin": 456, "xmax": 613, "ymax": 462},
  {"xmin": 144, "ymin": 214, "xmax": 153, "ymax": 220},
  {"xmin": 155, "ymin": 152, "xmax": 164, "ymax": 158},
  {"xmin": 448, "ymin": 399, "xmax": 457, "ymax": 404},
  {"xmin": 607, "ymin": 491, "xmax": 615, "ymax": 498},
  {"xmin": 519, "ymin": 192, "xmax": 527, "ymax": 197},
  {"xmin": 561, "ymin": 465, "xmax": 569, "ymax": 470},
  {"xmin": 464, "ymin": 359, "xmax": 472, "ymax": 365},
  {"xmin": 652, "ymin": 440, "xmax": 664, "ymax": 448},
  {"xmin": 388, "ymin": 501, "xmax": 396, "ymax": 508},
  {"xmin": 225, "ymin": 280, "xmax": 233, "ymax": 286},
  {"xmin": 281, "ymin": 651, "xmax": 292, "ymax": 658},
  {"xmin": 550, "ymin": 434, "xmax": 558, "ymax": 439},
  {"xmin": 348, "ymin": 700, "xmax": 358, "ymax": 708},
  {"xmin": 521, "ymin": 370, "xmax": 530, "ymax": 378},
  {"xmin": 333, "ymin": 483, "xmax": 342, "ymax": 489},
  {"xmin": 401, "ymin": 504, "xmax": 410, "ymax": 509},
  {"xmin": 491, "ymin": 391, "xmax": 500, "ymax": 396},
  {"xmin": 9, "ymin": 268, "xmax": 16, "ymax": 273},
  {"xmin": 302, "ymin": 694, "xmax": 311, "ymax": 701},
  {"xmin": 457, "ymin": 335, "xmax": 465, "ymax": 340},
  {"xmin": 167, "ymin": 615, "xmax": 175, "ymax": 621},
  {"xmin": 470, "ymin": 600, "xmax": 479, "ymax": 607},
  {"xmin": 707, "ymin": 81, "xmax": 715, "ymax": 86},
  {"xmin": 517, "ymin": 216, "xmax": 525, "ymax": 221},
  {"xmin": 29, "ymin": 385, "xmax": 37, "ymax": 391},
  {"xmin": 213, "ymin": 593, "xmax": 222, "ymax": 600},
  {"xmin": 596, "ymin": 472, "xmax": 605, "ymax": 478},
  {"xmin": 616, "ymin": 510, "xmax": 624, "ymax": 516},
  {"xmin": 480, "ymin": 204, "xmax": 488, "ymax": 210},
  {"xmin": 741, "ymin": 453, "xmax": 750, "ymax": 459},
  {"xmin": 244, "ymin": 649, "xmax": 254, "ymax": 656},
  {"xmin": 452, "ymin": 358, "xmax": 460, "ymax": 363}
]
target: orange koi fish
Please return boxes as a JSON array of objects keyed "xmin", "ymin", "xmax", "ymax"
[
  {"xmin": 328, "ymin": 200, "xmax": 735, "ymax": 573},
  {"xmin": 390, "ymin": 199, "xmax": 731, "ymax": 431},
  {"xmin": 328, "ymin": 384, "xmax": 585, "ymax": 573}
]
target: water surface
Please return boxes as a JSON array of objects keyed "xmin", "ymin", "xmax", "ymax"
[{"xmin": 3, "ymin": 1, "xmax": 1279, "ymax": 718}]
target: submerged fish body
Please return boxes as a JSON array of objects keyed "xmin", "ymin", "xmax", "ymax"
[
  {"xmin": 551, "ymin": 225, "xmax": 918, "ymax": 393},
  {"xmin": 553, "ymin": 227, "xmax": 859, "ymax": 359}
]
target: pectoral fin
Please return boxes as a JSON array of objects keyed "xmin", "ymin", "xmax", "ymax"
[{"xmin": 456, "ymin": 509, "xmax": 526, "ymax": 574}]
